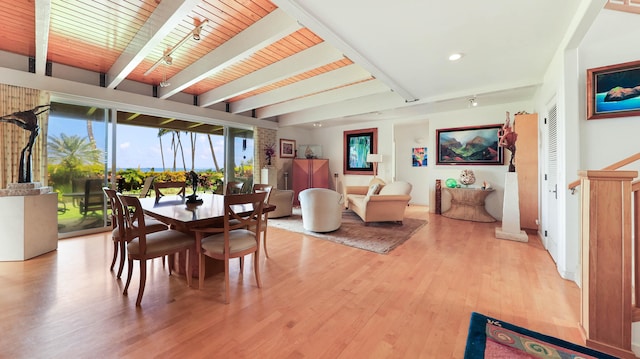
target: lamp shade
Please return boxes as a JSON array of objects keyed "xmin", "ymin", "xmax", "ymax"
[{"xmin": 366, "ymin": 153, "xmax": 383, "ymax": 163}]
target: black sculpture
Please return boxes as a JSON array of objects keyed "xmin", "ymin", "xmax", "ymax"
[
  {"xmin": 0, "ymin": 105, "xmax": 50, "ymax": 183},
  {"xmin": 186, "ymin": 170, "xmax": 203, "ymax": 205}
]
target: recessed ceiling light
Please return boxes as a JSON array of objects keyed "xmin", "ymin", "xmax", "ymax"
[{"xmin": 449, "ymin": 53, "xmax": 463, "ymax": 61}]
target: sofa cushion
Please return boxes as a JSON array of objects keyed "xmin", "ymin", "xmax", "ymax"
[
  {"xmin": 378, "ymin": 181, "xmax": 412, "ymax": 195},
  {"xmin": 366, "ymin": 183, "xmax": 380, "ymax": 197}
]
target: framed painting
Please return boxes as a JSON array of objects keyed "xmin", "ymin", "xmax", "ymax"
[
  {"xmin": 279, "ymin": 138, "xmax": 296, "ymax": 158},
  {"xmin": 412, "ymin": 147, "xmax": 427, "ymax": 167},
  {"xmin": 436, "ymin": 124, "xmax": 503, "ymax": 165},
  {"xmin": 343, "ymin": 128, "xmax": 377, "ymax": 175},
  {"xmin": 587, "ymin": 60, "xmax": 640, "ymax": 120}
]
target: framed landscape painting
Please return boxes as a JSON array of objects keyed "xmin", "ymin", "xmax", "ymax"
[
  {"xmin": 587, "ymin": 60, "xmax": 640, "ymax": 120},
  {"xmin": 343, "ymin": 128, "xmax": 377, "ymax": 175},
  {"xmin": 436, "ymin": 125, "xmax": 503, "ymax": 165}
]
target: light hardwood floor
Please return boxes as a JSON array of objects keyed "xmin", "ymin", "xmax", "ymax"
[{"xmin": 0, "ymin": 206, "xmax": 582, "ymax": 358}]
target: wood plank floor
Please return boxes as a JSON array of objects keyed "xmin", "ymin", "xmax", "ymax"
[{"xmin": 0, "ymin": 206, "xmax": 582, "ymax": 358}]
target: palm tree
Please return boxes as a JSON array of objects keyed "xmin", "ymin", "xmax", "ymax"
[
  {"xmin": 86, "ymin": 120, "xmax": 96, "ymax": 149},
  {"xmin": 48, "ymin": 133, "xmax": 102, "ymax": 182},
  {"xmin": 157, "ymin": 128, "xmax": 170, "ymax": 171},
  {"xmin": 169, "ymin": 130, "xmax": 186, "ymax": 171},
  {"xmin": 207, "ymin": 134, "xmax": 220, "ymax": 171},
  {"xmin": 189, "ymin": 132, "xmax": 197, "ymax": 171}
]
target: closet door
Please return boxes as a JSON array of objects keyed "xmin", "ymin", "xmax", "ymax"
[{"xmin": 515, "ymin": 113, "xmax": 539, "ymax": 231}]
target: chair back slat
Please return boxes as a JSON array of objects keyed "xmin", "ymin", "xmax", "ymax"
[
  {"xmin": 139, "ymin": 176, "xmax": 155, "ymax": 198},
  {"xmin": 154, "ymin": 181, "xmax": 186, "ymax": 202},
  {"xmin": 252, "ymin": 184, "xmax": 273, "ymax": 204},
  {"xmin": 103, "ymin": 187, "xmax": 124, "ymax": 231},
  {"xmin": 117, "ymin": 194, "xmax": 150, "ymax": 253}
]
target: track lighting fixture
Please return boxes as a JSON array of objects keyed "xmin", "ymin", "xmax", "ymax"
[
  {"xmin": 163, "ymin": 54, "xmax": 173, "ymax": 65},
  {"xmin": 144, "ymin": 19, "xmax": 209, "ymax": 76},
  {"xmin": 160, "ymin": 64, "xmax": 170, "ymax": 88}
]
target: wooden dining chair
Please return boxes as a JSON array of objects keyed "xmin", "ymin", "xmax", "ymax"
[
  {"xmin": 225, "ymin": 181, "xmax": 244, "ymax": 195},
  {"xmin": 118, "ymin": 194, "xmax": 195, "ymax": 306},
  {"xmin": 103, "ymin": 188, "xmax": 168, "ymax": 279},
  {"xmin": 153, "ymin": 181, "xmax": 186, "ymax": 202},
  {"xmin": 192, "ymin": 192, "xmax": 266, "ymax": 304},
  {"xmin": 252, "ymin": 184, "xmax": 273, "ymax": 258}
]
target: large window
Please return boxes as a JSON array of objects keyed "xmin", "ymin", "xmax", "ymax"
[{"xmin": 48, "ymin": 102, "xmax": 255, "ymax": 236}]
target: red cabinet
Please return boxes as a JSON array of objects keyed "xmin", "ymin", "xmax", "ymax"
[{"xmin": 292, "ymin": 159, "xmax": 329, "ymax": 204}]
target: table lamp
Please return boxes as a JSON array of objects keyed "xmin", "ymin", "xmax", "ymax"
[{"xmin": 366, "ymin": 153, "xmax": 383, "ymax": 177}]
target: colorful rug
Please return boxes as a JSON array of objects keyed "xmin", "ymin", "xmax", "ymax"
[
  {"xmin": 464, "ymin": 312, "xmax": 618, "ymax": 358},
  {"xmin": 268, "ymin": 209, "xmax": 426, "ymax": 254}
]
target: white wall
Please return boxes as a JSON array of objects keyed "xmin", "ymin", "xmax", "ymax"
[
  {"xmin": 579, "ymin": 9, "xmax": 640, "ymax": 168},
  {"xmin": 395, "ymin": 122, "xmax": 429, "ymax": 205}
]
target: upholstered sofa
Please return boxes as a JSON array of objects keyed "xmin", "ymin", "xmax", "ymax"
[
  {"xmin": 267, "ymin": 189, "xmax": 294, "ymax": 218},
  {"xmin": 298, "ymin": 188, "xmax": 343, "ymax": 232},
  {"xmin": 344, "ymin": 178, "xmax": 412, "ymax": 224}
]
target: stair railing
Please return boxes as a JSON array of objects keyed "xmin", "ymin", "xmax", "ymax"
[{"xmin": 570, "ymin": 152, "xmax": 640, "ymax": 359}]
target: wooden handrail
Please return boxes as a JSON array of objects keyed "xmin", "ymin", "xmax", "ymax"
[{"xmin": 568, "ymin": 152, "xmax": 640, "ymax": 190}]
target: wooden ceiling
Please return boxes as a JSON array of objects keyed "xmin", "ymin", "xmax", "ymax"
[{"xmin": 0, "ymin": 0, "xmax": 375, "ymax": 127}]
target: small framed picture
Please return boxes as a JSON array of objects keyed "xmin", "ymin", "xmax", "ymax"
[
  {"xmin": 279, "ymin": 138, "xmax": 296, "ymax": 158},
  {"xmin": 412, "ymin": 147, "xmax": 427, "ymax": 167}
]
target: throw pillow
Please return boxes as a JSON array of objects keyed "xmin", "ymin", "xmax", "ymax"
[{"xmin": 366, "ymin": 183, "xmax": 379, "ymax": 197}]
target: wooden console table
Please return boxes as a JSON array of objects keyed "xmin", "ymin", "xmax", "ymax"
[{"xmin": 442, "ymin": 187, "xmax": 496, "ymax": 222}]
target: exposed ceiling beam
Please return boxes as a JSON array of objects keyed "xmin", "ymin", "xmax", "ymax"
[
  {"xmin": 0, "ymin": 66, "xmax": 276, "ymax": 130},
  {"xmin": 34, "ymin": 0, "xmax": 51, "ymax": 76},
  {"xmin": 272, "ymin": 0, "xmax": 419, "ymax": 102},
  {"xmin": 198, "ymin": 42, "xmax": 343, "ymax": 107},
  {"xmin": 230, "ymin": 64, "xmax": 373, "ymax": 114},
  {"xmin": 106, "ymin": 0, "xmax": 198, "ymax": 89},
  {"xmin": 277, "ymin": 91, "xmax": 406, "ymax": 126},
  {"xmin": 158, "ymin": 8, "xmax": 301, "ymax": 99},
  {"xmin": 257, "ymin": 79, "xmax": 390, "ymax": 119}
]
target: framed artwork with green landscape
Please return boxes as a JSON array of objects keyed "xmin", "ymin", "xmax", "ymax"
[
  {"xmin": 436, "ymin": 124, "xmax": 503, "ymax": 165},
  {"xmin": 343, "ymin": 128, "xmax": 377, "ymax": 175}
]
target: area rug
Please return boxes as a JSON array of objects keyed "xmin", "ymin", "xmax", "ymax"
[
  {"xmin": 268, "ymin": 209, "xmax": 426, "ymax": 254},
  {"xmin": 464, "ymin": 312, "xmax": 618, "ymax": 358}
]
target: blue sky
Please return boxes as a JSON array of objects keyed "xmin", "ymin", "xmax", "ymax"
[{"xmin": 48, "ymin": 117, "xmax": 254, "ymax": 171}]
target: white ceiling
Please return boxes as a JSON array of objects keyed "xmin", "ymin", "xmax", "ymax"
[
  {"xmin": 274, "ymin": 0, "xmax": 585, "ymax": 126},
  {"xmin": 0, "ymin": 0, "xmax": 606, "ymax": 129}
]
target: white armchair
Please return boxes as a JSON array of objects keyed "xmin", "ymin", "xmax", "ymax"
[{"xmin": 298, "ymin": 188, "xmax": 343, "ymax": 232}]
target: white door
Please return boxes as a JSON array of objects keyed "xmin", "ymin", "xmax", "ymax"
[{"xmin": 542, "ymin": 103, "xmax": 559, "ymax": 263}]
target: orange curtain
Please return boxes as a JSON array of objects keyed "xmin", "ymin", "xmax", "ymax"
[{"xmin": 0, "ymin": 84, "xmax": 49, "ymax": 189}]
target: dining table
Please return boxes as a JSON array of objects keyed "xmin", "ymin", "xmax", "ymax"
[{"xmin": 139, "ymin": 193, "xmax": 275, "ymax": 277}]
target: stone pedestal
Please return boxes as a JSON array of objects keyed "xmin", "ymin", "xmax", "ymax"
[
  {"xmin": 495, "ymin": 172, "xmax": 528, "ymax": 242},
  {"xmin": 0, "ymin": 182, "xmax": 52, "ymax": 196},
  {"xmin": 260, "ymin": 166, "xmax": 277, "ymax": 188},
  {"xmin": 0, "ymin": 183, "xmax": 57, "ymax": 261}
]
